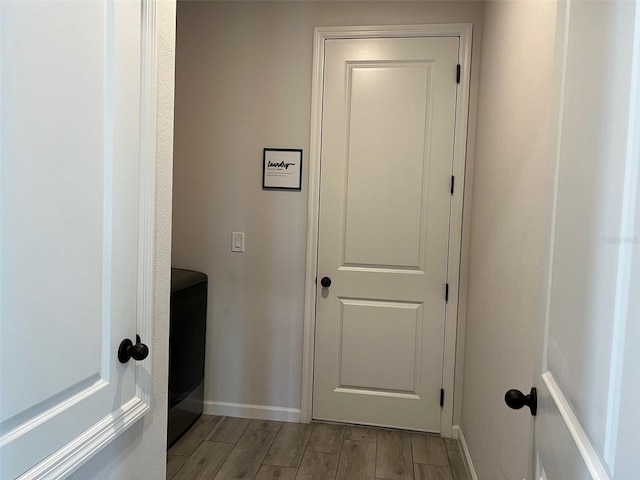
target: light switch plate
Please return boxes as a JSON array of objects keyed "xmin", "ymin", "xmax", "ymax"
[{"xmin": 231, "ymin": 232, "xmax": 245, "ymax": 252}]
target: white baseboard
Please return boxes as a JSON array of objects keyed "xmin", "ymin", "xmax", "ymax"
[
  {"xmin": 454, "ymin": 425, "xmax": 479, "ymax": 480},
  {"xmin": 203, "ymin": 400, "xmax": 302, "ymax": 423}
]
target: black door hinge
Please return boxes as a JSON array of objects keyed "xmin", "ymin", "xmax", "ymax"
[
  {"xmin": 440, "ymin": 388, "xmax": 445, "ymax": 407},
  {"xmin": 456, "ymin": 64, "xmax": 461, "ymax": 84},
  {"xmin": 450, "ymin": 176, "xmax": 455, "ymax": 195},
  {"xmin": 445, "ymin": 283, "xmax": 449, "ymax": 303}
]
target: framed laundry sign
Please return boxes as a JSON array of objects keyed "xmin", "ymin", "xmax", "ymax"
[{"xmin": 262, "ymin": 148, "xmax": 303, "ymax": 190}]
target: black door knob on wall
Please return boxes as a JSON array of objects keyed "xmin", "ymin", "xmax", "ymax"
[
  {"xmin": 505, "ymin": 387, "xmax": 537, "ymax": 416},
  {"xmin": 320, "ymin": 277, "xmax": 332, "ymax": 288},
  {"xmin": 118, "ymin": 334, "xmax": 149, "ymax": 363}
]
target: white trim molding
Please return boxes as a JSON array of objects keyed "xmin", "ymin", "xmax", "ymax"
[
  {"xmin": 204, "ymin": 401, "xmax": 302, "ymax": 424},
  {"xmin": 135, "ymin": 0, "xmax": 158, "ymax": 410},
  {"xmin": 542, "ymin": 372, "xmax": 611, "ymax": 480},
  {"xmin": 301, "ymin": 24, "xmax": 474, "ymax": 437},
  {"xmin": 456, "ymin": 425, "xmax": 479, "ymax": 480},
  {"xmin": 16, "ymin": 399, "xmax": 149, "ymax": 480}
]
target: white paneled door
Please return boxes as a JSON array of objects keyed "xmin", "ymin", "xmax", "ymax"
[
  {"xmin": 313, "ymin": 35, "xmax": 460, "ymax": 432},
  {"xmin": 532, "ymin": 1, "xmax": 640, "ymax": 478},
  {"xmin": 0, "ymin": 1, "xmax": 156, "ymax": 478}
]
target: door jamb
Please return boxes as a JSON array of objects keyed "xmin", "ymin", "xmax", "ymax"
[{"xmin": 301, "ymin": 24, "xmax": 473, "ymax": 437}]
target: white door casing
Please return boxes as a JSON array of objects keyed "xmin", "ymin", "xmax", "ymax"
[
  {"xmin": 302, "ymin": 25, "xmax": 472, "ymax": 435},
  {"xmin": 534, "ymin": 1, "xmax": 640, "ymax": 479},
  {"xmin": 0, "ymin": 0, "xmax": 157, "ymax": 478}
]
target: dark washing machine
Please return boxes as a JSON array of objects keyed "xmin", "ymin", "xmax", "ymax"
[{"xmin": 168, "ymin": 268, "xmax": 208, "ymax": 448}]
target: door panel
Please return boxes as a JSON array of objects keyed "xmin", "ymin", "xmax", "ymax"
[
  {"xmin": 339, "ymin": 299, "xmax": 421, "ymax": 392},
  {"xmin": 1, "ymin": 1, "xmax": 107, "ymax": 424},
  {"xmin": 344, "ymin": 63, "xmax": 431, "ymax": 268},
  {"xmin": 0, "ymin": 1, "xmax": 152, "ymax": 477},
  {"xmin": 314, "ymin": 37, "xmax": 459, "ymax": 432},
  {"xmin": 534, "ymin": 0, "xmax": 640, "ymax": 478}
]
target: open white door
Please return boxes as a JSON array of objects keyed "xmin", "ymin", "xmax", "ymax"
[
  {"xmin": 531, "ymin": 1, "xmax": 640, "ymax": 478},
  {"xmin": 0, "ymin": 0, "xmax": 157, "ymax": 478}
]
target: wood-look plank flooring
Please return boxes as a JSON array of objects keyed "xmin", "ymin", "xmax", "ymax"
[{"xmin": 168, "ymin": 415, "xmax": 469, "ymax": 480}]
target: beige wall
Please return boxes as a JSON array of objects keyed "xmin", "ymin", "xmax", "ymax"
[
  {"xmin": 460, "ymin": 1, "xmax": 557, "ymax": 479},
  {"xmin": 172, "ymin": 1, "xmax": 484, "ymax": 416}
]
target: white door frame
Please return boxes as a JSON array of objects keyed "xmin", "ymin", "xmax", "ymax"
[{"xmin": 301, "ymin": 24, "xmax": 473, "ymax": 437}]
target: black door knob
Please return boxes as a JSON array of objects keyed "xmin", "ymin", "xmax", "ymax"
[
  {"xmin": 118, "ymin": 335, "xmax": 149, "ymax": 363},
  {"xmin": 320, "ymin": 276, "xmax": 332, "ymax": 288},
  {"xmin": 505, "ymin": 387, "xmax": 537, "ymax": 416}
]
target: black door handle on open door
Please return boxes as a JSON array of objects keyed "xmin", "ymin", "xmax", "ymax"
[
  {"xmin": 320, "ymin": 277, "xmax": 332, "ymax": 288},
  {"xmin": 118, "ymin": 334, "xmax": 149, "ymax": 363},
  {"xmin": 504, "ymin": 387, "xmax": 538, "ymax": 417},
  {"xmin": 505, "ymin": 387, "xmax": 537, "ymax": 416}
]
